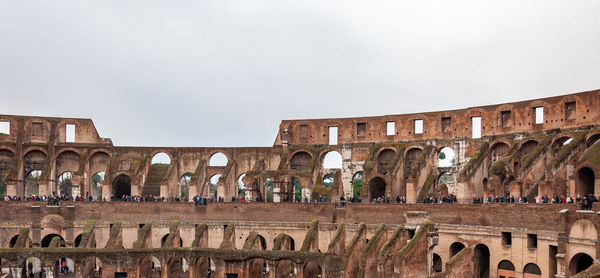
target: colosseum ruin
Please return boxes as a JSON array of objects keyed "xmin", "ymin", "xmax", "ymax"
[{"xmin": 1, "ymin": 89, "xmax": 600, "ymax": 277}]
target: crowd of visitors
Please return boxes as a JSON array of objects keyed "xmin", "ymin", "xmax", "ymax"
[{"xmin": 2, "ymin": 192, "xmax": 599, "ymax": 210}]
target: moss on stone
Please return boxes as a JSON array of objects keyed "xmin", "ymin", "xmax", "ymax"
[
  {"xmin": 521, "ymin": 136, "xmax": 551, "ymax": 170},
  {"xmin": 326, "ymin": 223, "xmax": 345, "ymax": 254},
  {"xmin": 133, "ymin": 223, "xmax": 152, "ymax": 249},
  {"xmin": 345, "ymin": 222, "xmax": 366, "ymax": 259},
  {"xmin": 410, "ymin": 145, "xmax": 433, "ymax": 178},
  {"xmin": 14, "ymin": 227, "xmax": 30, "ymax": 248},
  {"xmin": 549, "ymin": 131, "xmax": 588, "ymax": 170},
  {"xmin": 579, "ymin": 138, "xmax": 600, "ymax": 169},
  {"xmin": 300, "ymin": 220, "xmax": 319, "ymax": 252},
  {"xmin": 78, "ymin": 220, "xmax": 96, "ymax": 248},
  {"xmin": 219, "ymin": 222, "xmax": 235, "ymax": 249},
  {"xmin": 396, "ymin": 220, "xmax": 435, "ymax": 260},
  {"xmin": 377, "ymin": 224, "xmax": 404, "ymax": 264},
  {"xmin": 243, "ymin": 231, "xmax": 259, "ymax": 250},
  {"xmin": 459, "ymin": 142, "xmax": 489, "ymax": 181},
  {"xmin": 416, "ymin": 170, "xmax": 437, "ymax": 202},
  {"xmin": 192, "ymin": 223, "xmax": 208, "ymax": 248}
]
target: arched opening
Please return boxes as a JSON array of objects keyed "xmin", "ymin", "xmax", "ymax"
[
  {"xmin": 151, "ymin": 152, "xmax": 171, "ymax": 165},
  {"xmin": 323, "ymin": 151, "xmax": 342, "ymax": 169},
  {"xmin": 436, "ymin": 172, "xmax": 453, "ymax": 197},
  {"xmin": 0, "ymin": 149, "xmax": 14, "ymax": 169},
  {"xmin": 161, "ymin": 234, "xmax": 183, "ymax": 248},
  {"xmin": 9, "ymin": 234, "xmax": 19, "ymax": 248},
  {"xmin": 377, "ymin": 149, "xmax": 396, "ymax": 175},
  {"xmin": 404, "ymin": 148, "xmax": 423, "ymax": 175},
  {"xmin": 22, "ymin": 151, "xmax": 45, "ymax": 197},
  {"xmin": 167, "ymin": 256, "xmax": 188, "ymax": 277},
  {"xmin": 290, "ymin": 151, "xmax": 312, "ymax": 171},
  {"xmin": 474, "ymin": 244, "xmax": 490, "ymax": 278},
  {"xmin": 552, "ymin": 136, "xmax": 573, "ymax": 154},
  {"xmin": 257, "ymin": 234, "xmax": 267, "ymax": 250},
  {"xmin": 238, "ymin": 173, "xmax": 246, "ymax": 199},
  {"xmin": 569, "ymin": 253, "xmax": 594, "ymax": 275},
  {"xmin": 193, "ymin": 257, "xmax": 209, "ymax": 278},
  {"xmin": 303, "ymin": 262, "xmax": 320, "ymax": 278},
  {"xmin": 587, "ymin": 133, "xmax": 600, "ymax": 148},
  {"xmin": 58, "ymin": 171, "xmax": 73, "ymax": 197},
  {"xmin": 74, "ymin": 234, "xmax": 82, "ymax": 247},
  {"xmin": 209, "ymin": 152, "xmax": 228, "ymax": 167},
  {"xmin": 482, "ymin": 178, "xmax": 488, "ymax": 191},
  {"xmin": 352, "ymin": 172, "xmax": 363, "ymax": 201},
  {"xmin": 179, "ymin": 173, "xmax": 193, "ymax": 200},
  {"xmin": 25, "ymin": 170, "xmax": 42, "ymax": 197},
  {"xmin": 139, "ymin": 256, "xmax": 162, "ymax": 278},
  {"xmin": 41, "ymin": 234, "xmax": 65, "ymax": 248},
  {"xmin": 497, "ymin": 260, "xmax": 515, "ymax": 278},
  {"xmin": 432, "ymin": 253, "xmax": 442, "ymax": 273},
  {"xmin": 23, "ymin": 257, "xmax": 42, "ymax": 277},
  {"xmin": 323, "ymin": 173, "xmax": 334, "ymax": 188},
  {"xmin": 520, "ymin": 140, "xmax": 539, "ymax": 156},
  {"xmin": 57, "ymin": 257, "xmax": 74, "ymax": 275},
  {"xmin": 293, "ymin": 177, "xmax": 302, "ymax": 202},
  {"xmin": 266, "ymin": 179, "xmax": 274, "ymax": 202},
  {"xmin": 438, "ymin": 147, "xmax": 455, "ymax": 167},
  {"xmin": 209, "ymin": 174, "xmax": 222, "ymax": 199},
  {"xmin": 111, "ymin": 174, "xmax": 131, "ymax": 200},
  {"xmin": 490, "ymin": 142, "xmax": 509, "ymax": 163},
  {"xmin": 576, "ymin": 167, "xmax": 595, "ymax": 196},
  {"xmin": 90, "ymin": 172, "xmax": 105, "ymax": 201},
  {"xmin": 449, "ymin": 242, "xmax": 465, "ymax": 258},
  {"xmin": 368, "ymin": 177, "xmax": 386, "ymax": 201},
  {"xmin": 81, "ymin": 256, "xmax": 102, "ymax": 277},
  {"xmin": 523, "ymin": 263, "xmax": 541, "ymax": 278}
]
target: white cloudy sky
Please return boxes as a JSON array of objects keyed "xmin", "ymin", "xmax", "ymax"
[{"xmin": 0, "ymin": 1, "xmax": 599, "ymax": 147}]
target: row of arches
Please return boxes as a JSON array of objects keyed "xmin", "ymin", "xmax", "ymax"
[{"xmin": 435, "ymin": 241, "xmax": 594, "ymax": 277}]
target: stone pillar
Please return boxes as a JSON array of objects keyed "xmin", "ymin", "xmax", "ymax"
[
  {"xmin": 406, "ymin": 181, "xmax": 416, "ymax": 203},
  {"xmin": 6, "ymin": 181, "xmax": 17, "ymax": 196}
]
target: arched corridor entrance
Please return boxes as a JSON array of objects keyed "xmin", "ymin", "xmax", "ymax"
[
  {"xmin": 368, "ymin": 177, "xmax": 386, "ymax": 201},
  {"xmin": 112, "ymin": 174, "xmax": 131, "ymax": 200}
]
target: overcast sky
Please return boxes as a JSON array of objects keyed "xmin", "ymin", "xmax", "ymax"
[{"xmin": 1, "ymin": 1, "xmax": 599, "ymax": 147}]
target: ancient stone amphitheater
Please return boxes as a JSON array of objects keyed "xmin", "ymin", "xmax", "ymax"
[{"xmin": 1, "ymin": 89, "xmax": 600, "ymax": 277}]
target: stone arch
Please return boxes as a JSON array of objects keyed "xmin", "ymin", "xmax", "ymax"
[
  {"xmin": 489, "ymin": 141, "xmax": 510, "ymax": 163},
  {"xmin": 111, "ymin": 174, "xmax": 131, "ymax": 200},
  {"xmin": 449, "ymin": 242, "xmax": 465, "ymax": 258},
  {"xmin": 0, "ymin": 148, "xmax": 15, "ymax": 169},
  {"xmin": 41, "ymin": 233, "xmax": 65, "ymax": 248},
  {"xmin": 552, "ymin": 135, "xmax": 574, "ymax": 154},
  {"xmin": 367, "ymin": 176, "xmax": 386, "ymax": 201},
  {"xmin": 274, "ymin": 234, "xmax": 295, "ymax": 251},
  {"xmin": 161, "ymin": 233, "xmax": 183, "ymax": 248},
  {"xmin": 523, "ymin": 263, "xmax": 541, "ymax": 277},
  {"xmin": 569, "ymin": 219, "xmax": 598, "ymax": 241},
  {"xmin": 209, "ymin": 174, "xmax": 222, "ymax": 199},
  {"xmin": 8, "ymin": 233, "xmax": 20, "ymax": 248},
  {"xmin": 377, "ymin": 149, "xmax": 395, "ymax": 175},
  {"xmin": 322, "ymin": 151, "xmax": 342, "ymax": 169},
  {"xmin": 139, "ymin": 256, "xmax": 161, "ymax": 278},
  {"xmin": 257, "ymin": 234, "xmax": 267, "ymax": 250},
  {"xmin": 74, "ymin": 234, "xmax": 82, "ymax": 248},
  {"xmin": 497, "ymin": 260, "xmax": 515, "ymax": 278},
  {"xmin": 209, "ymin": 152, "xmax": 228, "ymax": 167},
  {"xmin": 237, "ymin": 173, "xmax": 246, "ymax": 198},
  {"xmin": 179, "ymin": 172, "xmax": 193, "ymax": 199},
  {"xmin": 25, "ymin": 170, "xmax": 42, "ymax": 196},
  {"xmin": 323, "ymin": 173, "xmax": 335, "ymax": 188},
  {"xmin": 474, "ymin": 244, "xmax": 490, "ymax": 278},
  {"xmin": 151, "ymin": 151, "xmax": 171, "ymax": 165},
  {"xmin": 23, "ymin": 150, "xmax": 47, "ymax": 173},
  {"xmin": 437, "ymin": 146, "xmax": 455, "ymax": 167},
  {"xmin": 352, "ymin": 171, "xmax": 363, "ymax": 200},
  {"xmin": 57, "ymin": 171, "xmax": 74, "ymax": 196},
  {"xmin": 290, "ymin": 151, "xmax": 312, "ymax": 171},
  {"xmin": 90, "ymin": 172, "xmax": 105, "ymax": 201},
  {"xmin": 404, "ymin": 147, "xmax": 423, "ymax": 174},
  {"xmin": 586, "ymin": 132, "xmax": 600, "ymax": 148},
  {"xmin": 519, "ymin": 139, "xmax": 539, "ymax": 155},
  {"xmin": 569, "ymin": 253, "xmax": 594, "ymax": 275},
  {"xmin": 432, "ymin": 253, "xmax": 442, "ymax": 273},
  {"xmin": 23, "ymin": 257, "xmax": 42, "ymax": 276},
  {"xmin": 575, "ymin": 167, "xmax": 595, "ymax": 196}
]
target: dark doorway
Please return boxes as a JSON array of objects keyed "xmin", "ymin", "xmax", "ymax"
[
  {"xmin": 112, "ymin": 174, "xmax": 131, "ymax": 199},
  {"xmin": 474, "ymin": 244, "xmax": 490, "ymax": 278},
  {"xmin": 368, "ymin": 177, "xmax": 386, "ymax": 200},
  {"xmin": 576, "ymin": 167, "xmax": 595, "ymax": 196}
]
